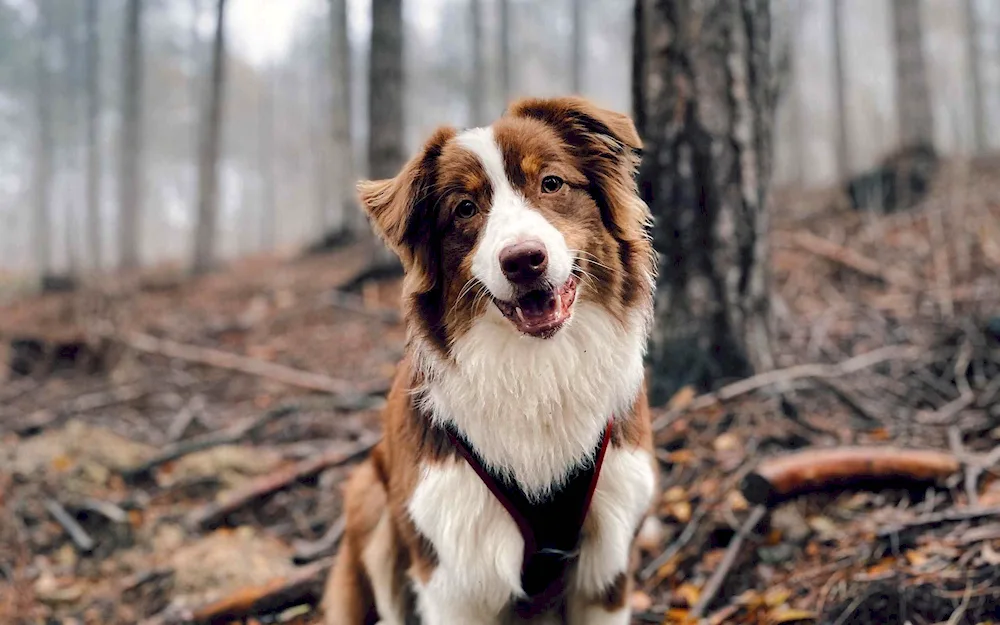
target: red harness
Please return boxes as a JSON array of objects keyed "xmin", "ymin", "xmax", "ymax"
[{"xmin": 443, "ymin": 420, "xmax": 613, "ymax": 617}]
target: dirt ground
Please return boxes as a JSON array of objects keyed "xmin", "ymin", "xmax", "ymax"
[{"xmin": 2, "ymin": 159, "xmax": 999, "ymax": 624}]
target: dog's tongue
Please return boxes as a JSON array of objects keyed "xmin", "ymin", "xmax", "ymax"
[{"xmin": 519, "ymin": 290, "xmax": 558, "ymax": 321}]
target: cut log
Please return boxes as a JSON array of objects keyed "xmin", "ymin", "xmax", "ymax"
[{"xmin": 741, "ymin": 446, "xmax": 960, "ymax": 505}]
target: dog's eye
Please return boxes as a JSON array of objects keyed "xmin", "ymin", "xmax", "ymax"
[
  {"xmin": 541, "ymin": 175, "xmax": 564, "ymax": 194},
  {"xmin": 456, "ymin": 200, "xmax": 478, "ymax": 219}
]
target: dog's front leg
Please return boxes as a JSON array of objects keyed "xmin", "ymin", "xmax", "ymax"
[{"xmin": 407, "ymin": 461, "xmax": 525, "ymax": 625}]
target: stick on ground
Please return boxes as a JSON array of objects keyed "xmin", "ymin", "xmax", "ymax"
[
  {"xmin": 187, "ymin": 436, "xmax": 379, "ymax": 530},
  {"xmin": 114, "ymin": 330, "xmax": 389, "ymax": 396},
  {"xmin": 44, "ymin": 499, "xmax": 95, "ymax": 553},
  {"xmin": 652, "ymin": 345, "xmax": 920, "ymax": 431},
  {"xmin": 688, "ymin": 505, "xmax": 767, "ymax": 620},
  {"xmin": 740, "ymin": 446, "xmax": 960, "ymax": 506}
]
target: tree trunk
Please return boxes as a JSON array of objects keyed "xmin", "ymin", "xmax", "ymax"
[
  {"xmin": 85, "ymin": 0, "xmax": 101, "ymax": 270},
  {"xmin": 367, "ymin": 0, "xmax": 405, "ymax": 266},
  {"xmin": 257, "ymin": 66, "xmax": 276, "ymax": 251},
  {"xmin": 831, "ymin": 0, "xmax": 850, "ymax": 177},
  {"xmin": 119, "ymin": 0, "xmax": 144, "ymax": 270},
  {"xmin": 891, "ymin": 0, "xmax": 934, "ymax": 148},
  {"xmin": 191, "ymin": 0, "xmax": 228, "ymax": 274},
  {"xmin": 635, "ymin": 0, "xmax": 775, "ymax": 403},
  {"xmin": 34, "ymin": 0, "xmax": 54, "ymax": 274},
  {"xmin": 499, "ymin": 0, "xmax": 512, "ymax": 103},
  {"xmin": 570, "ymin": 0, "xmax": 584, "ymax": 94},
  {"xmin": 328, "ymin": 0, "xmax": 362, "ymax": 237},
  {"xmin": 962, "ymin": 0, "xmax": 985, "ymax": 153},
  {"xmin": 469, "ymin": 0, "xmax": 486, "ymax": 125}
]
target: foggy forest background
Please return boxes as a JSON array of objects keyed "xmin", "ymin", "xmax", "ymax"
[{"xmin": 0, "ymin": 0, "xmax": 999, "ymax": 281}]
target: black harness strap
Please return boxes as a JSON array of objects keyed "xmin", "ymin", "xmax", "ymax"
[{"xmin": 443, "ymin": 420, "xmax": 613, "ymax": 617}]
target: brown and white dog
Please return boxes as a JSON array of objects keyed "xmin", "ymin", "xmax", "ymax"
[{"xmin": 322, "ymin": 96, "xmax": 657, "ymax": 624}]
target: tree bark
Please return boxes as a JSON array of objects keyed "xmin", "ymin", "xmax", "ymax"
[
  {"xmin": 85, "ymin": 0, "xmax": 101, "ymax": 270},
  {"xmin": 570, "ymin": 0, "xmax": 584, "ymax": 94},
  {"xmin": 328, "ymin": 0, "xmax": 362, "ymax": 236},
  {"xmin": 191, "ymin": 0, "xmax": 228, "ymax": 274},
  {"xmin": 962, "ymin": 0, "xmax": 985, "ymax": 153},
  {"xmin": 34, "ymin": 0, "xmax": 54, "ymax": 274},
  {"xmin": 891, "ymin": 0, "xmax": 934, "ymax": 148},
  {"xmin": 470, "ymin": 0, "xmax": 487, "ymax": 125},
  {"xmin": 831, "ymin": 0, "xmax": 850, "ymax": 177},
  {"xmin": 257, "ymin": 66, "xmax": 276, "ymax": 251},
  {"xmin": 367, "ymin": 0, "xmax": 405, "ymax": 266},
  {"xmin": 499, "ymin": 0, "xmax": 512, "ymax": 103},
  {"xmin": 119, "ymin": 0, "xmax": 144, "ymax": 270},
  {"xmin": 635, "ymin": 0, "xmax": 775, "ymax": 404}
]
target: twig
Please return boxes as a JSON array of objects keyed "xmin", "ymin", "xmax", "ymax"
[
  {"xmin": 186, "ymin": 435, "xmax": 379, "ymax": 530},
  {"xmin": 687, "ymin": 505, "xmax": 766, "ymax": 621},
  {"xmin": 185, "ymin": 558, "xmax": 331, "ymax": 624},
  {"xmin": 741, "ymin": 446, "xmax": 959, "ymax": 505},
  {"xmin": 652, "ymin": 345, "xmax": 920, "ymax": 431},
  {"xmin": 946, "ymin": 581, "xmax": 973, "ymax": 625},
  {"xmin": 293, "ymin": 515, "xmax": 346, "ymax": 563},
  {"xmin": 112, "ymin": 330, "xmax": 389, "ymax": 396},
  {"xmin": 877, "ymin": 505, "xmax": 1000, "ymax": 538},
  {"xmin": 44, "ymin": 499, "xmax": 95, "ymax": 553},
  {"xmin": 638, "ymin": 502, "xmax": 710, "ymax": 581},
  {"xmin": 121, "ymin": 404, "xmax": 301, "ymax": 480}
]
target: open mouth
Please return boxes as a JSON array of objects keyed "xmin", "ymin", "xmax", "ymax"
[{"xmin": 493, "ymin": 276, "xmax": 578, "ymax": 338}]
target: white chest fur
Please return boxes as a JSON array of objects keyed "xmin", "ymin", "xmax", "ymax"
[{"xmin": 415, "ymin": 303, "xmax": 649, "ymax": 498}]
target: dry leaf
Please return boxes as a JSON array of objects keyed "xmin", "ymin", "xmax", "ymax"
[
  {"xmin": 663, "ymin": 486, "xmax": 688, "ymax": 503},
  {"xmin": 904, "ymin": 549, "xmax": 928, "ymax": 567},
  {"xmin": 668, "ymin": 385, "xmax": 697, "ymax": 411},
  {"xmin": 713, "ymin": 432, "xmax": 741, "ymax": 452},
  {"xmin": 764, "ymin": 586, "xmax": 791, "ymax": 607},
  {"xmin": 675, "ymin": 582, "xmax": 701, "ymax": 608},
  {"xmin": 630, "ymin": 590, "xmax": 653, "ymax": 612},
  {"xmin": 769, "ymin": 607, "xmax": 817, "ymax": 623},
  {"xmin": 668, "ymin": 449, "xmax": 697, "ymax": 465}
]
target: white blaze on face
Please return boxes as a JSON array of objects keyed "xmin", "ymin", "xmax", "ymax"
[{"xmin": 457, "ymin": 127, "xmax": 573, "ymax": 303}]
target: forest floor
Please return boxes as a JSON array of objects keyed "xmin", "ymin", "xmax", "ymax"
[{"xmin": 2, "ymin": 159, "xmax": 1000, "ymax": 625}]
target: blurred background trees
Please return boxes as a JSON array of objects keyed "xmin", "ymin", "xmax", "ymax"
[{"xmin": 0, "ymin": 0, "xmax": 997, "ymax": 305}]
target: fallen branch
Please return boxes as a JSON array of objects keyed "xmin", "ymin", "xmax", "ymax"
[
  {"xmin": 44, "ymin": 499, "xmax": 95, "ymax": 553},
  {"xmin": 187, "ymin": 435, "xmax": 379, "ymax": 530},
  {"xmin": 638, "ymin": 502, "xmax": 710, "ymax": 581},
  {"xmin": 782, "ymin": 230, "xmax": 913, "ymax": 287},
  {"xmin": 121, "ymin": 404, "xmax": 300, "ymax": 480},
  {"xmin": 688, "ymin": 505, "xmax": 767, "ymax": 621},
  {"xmin": 113, "ymin": 330, "xmax": 389, "ymax": 396},
  {"xmin": 740, "ymin": 446, "xmax": 960, "ymax": 506},
  {"xmin": 186, "ymin": 558, "xmax": 331, "ymax": 624},
  {"xmin": 652, "ymin": 345, "xmax": 919, "ymax": 431}
]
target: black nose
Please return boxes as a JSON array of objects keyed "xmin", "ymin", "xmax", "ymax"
[{"xmin": 499, "ymin": 240, "xmax": 548, "ymax": 285}]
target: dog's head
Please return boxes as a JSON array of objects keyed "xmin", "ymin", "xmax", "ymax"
[{"xmin": 358, "ymin": 96, "xmax": 655, "ymax": 356}]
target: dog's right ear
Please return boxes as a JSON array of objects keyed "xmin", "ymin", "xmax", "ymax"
[{"xmin": 357, "ymin": 126, "xmax": 456, "ymax": 266}]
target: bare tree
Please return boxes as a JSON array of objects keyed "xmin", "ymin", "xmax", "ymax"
[
  {"xmin": 891, "ymin": 0, "xmax": 934, "ymax": 148},
  {"xmin": 499, "ymin": 0, "xmax": 512, "ymax": 103},
  {"xmin": 119, "ymin": 0, "xmax": 144, "ymax": 269},
  {"xmin": 570, "ymin": 0, "xmax": 584, "ymax": 94},
  {"xmin": 634, "ymin": 0, "xmax": 774, "ymax": 402},
  {"xmin": 85, "ymin": 0, "xmax": 101, "ymax": 269},
  {"xmin": 469, "ymin": 0, "xmax": 486, "ymax": 125},
  {"xmin": 257, "ymin": 65, "xmax": 276, "ymax": 251},
  {"xmin": 191, "ymin": 0, "xmax": 228, "ymax": 274},
  {"xmin": 963, "ymin": 0, "xmax": 985, "ymax": 153},
  {"xmin": 328, "ymin": 0, "xmax": 362, "ymax": 237},
  {"xmin": 832, "ymin": 0, "xmax": 850, "ymax": 177},
  {"xmin": 34, "ymin": 0, "xmax": 54, "ymax": 274}
]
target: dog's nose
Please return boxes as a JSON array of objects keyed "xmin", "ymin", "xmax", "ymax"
[{"xmin": 499, "ymin": 240, "xmax": 548, "ymax": 285}]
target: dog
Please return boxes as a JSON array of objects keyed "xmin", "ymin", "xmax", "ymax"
[{"xmin": 322, "ymin": 96, "xmax": 658, "ymax": 624}]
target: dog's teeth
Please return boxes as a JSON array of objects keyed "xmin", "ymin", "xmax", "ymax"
[{"xmin": 515, "ymin": 307, "xmax": 525, "ymax": 322}]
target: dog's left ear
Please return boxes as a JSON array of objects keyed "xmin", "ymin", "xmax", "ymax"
[{"xmin": 506, "ymin": 97, "xmax": 647, "ymax": 236}]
